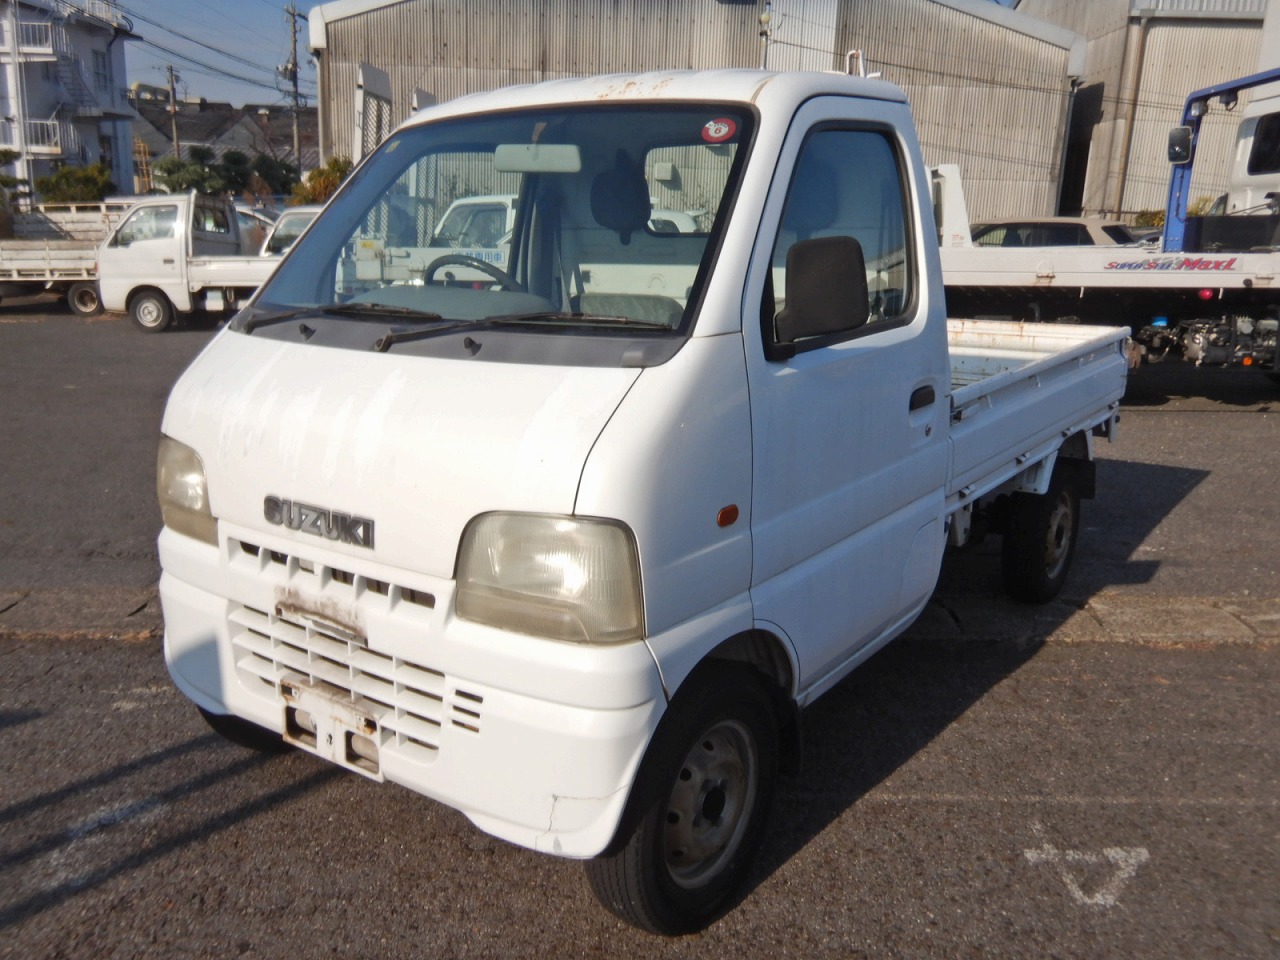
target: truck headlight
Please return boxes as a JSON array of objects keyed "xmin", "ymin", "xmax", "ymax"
[
  {"xmin": 157, "ymin": 435, "xmax": 217, "ymax": 545},
  {"xmin": 455, "ymin": 513, "xmax": 644, "ymax": 645}
]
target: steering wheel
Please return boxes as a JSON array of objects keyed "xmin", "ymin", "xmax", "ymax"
[{"xmin": 424, "ymin": 254, "xmax": 523, "ymax": 292}]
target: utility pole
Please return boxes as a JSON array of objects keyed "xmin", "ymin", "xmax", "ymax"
[
  {"xmin": 281, "ymin": 3, "xmax": 308, "ymax": 170},
  {"xmin": 166, "ymin": 64, "xmax": 181, "ymax": 161}
]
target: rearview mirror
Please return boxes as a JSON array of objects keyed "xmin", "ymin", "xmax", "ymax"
[
  {"xmin": 1168, "ymin": 126, "xmax": 1193, "ymax": 164},
  {"xmin": 493, "ymin": 143, "xmax": 581, "ymax": 173}
]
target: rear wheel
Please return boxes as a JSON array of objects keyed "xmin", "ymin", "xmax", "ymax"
[
  {"xmin": 130, "ymin": 290, "xmax": 174, "ymax": 332},
  {"xmin": 1001, "ymin": 469, "xmax": 1080, "ymax": 603},
  {"xmin": 585, "ymin": 665, "xmax": 779, "ymax": 935},
  {"xmin": 67, "ymin": 281, "xmax": 102, "ymax": 317},
  {"xmin": 198, "ymin": 707, "xmax": 292, "ymax": 753}
]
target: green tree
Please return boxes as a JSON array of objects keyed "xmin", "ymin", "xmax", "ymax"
[
  {"xmin": 252, "ymin": 154, "xmax": 299, "ymax": 196},
  {"xmin": 34, "ymin": 163, "xmax": 115, "ymax": 202},
  {"xmin": 218, "ymin": 150, "xmax": 254, "ymax": 194},
  {"xmin": 0, "ymin": 148, "xmax": 22, "ymax": 193},
  {"xmin": 154, "ymin": 148, "xmax": 300, "ymax": 197},
  {"xmin": 153, "ymin": 154, "xmax": 222, "ymax": 193},
  {"xmin": 290, "ymin": 155, "xmax": 353, "ymax": 205}
]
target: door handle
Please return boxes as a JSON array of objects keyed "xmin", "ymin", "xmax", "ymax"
[
  {"xmin": 909, "ymin": 385, "xmax": 935, "ymax": 411},
  {"xmin": 162, "ymin": 258, "xmax": 175, "ymax": 265}
]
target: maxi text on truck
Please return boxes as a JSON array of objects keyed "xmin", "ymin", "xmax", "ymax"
[{"xmin": 156, "ymin": 68, "xmax": 1128, "ymax": 934}]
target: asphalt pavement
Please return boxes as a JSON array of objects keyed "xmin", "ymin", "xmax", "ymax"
[{"xmin": 0, "ymin": 303, "xmax": 1276, "ymax": 958}]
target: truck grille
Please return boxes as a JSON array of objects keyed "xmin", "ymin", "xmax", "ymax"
[{"xmin": 227, "ymin": 540, "xmax": 483, "ymax": 763}]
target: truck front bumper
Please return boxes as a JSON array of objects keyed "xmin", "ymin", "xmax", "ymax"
[{"xmin": 160, "ymin": 523, "xmax": 665, "ymax": 858}]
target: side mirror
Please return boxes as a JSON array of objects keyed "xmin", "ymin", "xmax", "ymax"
[
  {"xmin": 1168, "ymin": 126, "xmax": 1193, "ymax": 164},
  {"xmin": 771, "ymin": 236, "xmax": 869, "ymax": 357}
]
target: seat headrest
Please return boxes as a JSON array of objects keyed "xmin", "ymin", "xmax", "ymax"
[{"xmin": 591, "ymin": 150, "xmax": 650, "ymax": 244}]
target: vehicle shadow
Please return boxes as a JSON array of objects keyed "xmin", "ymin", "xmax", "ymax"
[
  {"xmin": 0, "ymin": 733, "xmax": 340, "ymax": 930},
  {"xmin": 1123, "ymin": 362, "xmax": 1279, "ymax": 409},
  {"xmin": 735, "ymin": 455, "xmax": 1209, "ymax": 913}
]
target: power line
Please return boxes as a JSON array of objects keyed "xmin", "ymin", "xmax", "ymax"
[
  {"xmin": 188, "ymin": 0, "xmax": 293, "ymax": 59},
  {"xmin": 126, "ymin": 2, "xmax": 315, "ymax": 103},
  {"xmin": 135, "ymin": 37, "xmax": 292, "ymax": 94},
  {"xmin": 119, "ymin": 2, "xmax": 284, "ymax": 77}
]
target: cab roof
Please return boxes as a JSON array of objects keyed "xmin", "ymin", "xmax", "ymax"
[{"xmin": 399, "ymin": 69, "xmax": 909, "ymax": 130}]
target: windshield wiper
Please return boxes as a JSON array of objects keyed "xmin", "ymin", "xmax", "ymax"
[
  {"xmin": 323, "ymin": 302, "xmax": 444, "ymax": 322},
  {"xmin": 241, "ymin": 301, "xmax": 444, "ymax": 335},
  {"xmin": 373, "ymin": 319, "xmax": 489, "ymax": 352},
  {"xmin": 371, "ymin": 312, "xmax": 626, "ymax": 352},
  {"xmin": 240, "ymin": 307, "xmax": 314, "ymax": 333}
]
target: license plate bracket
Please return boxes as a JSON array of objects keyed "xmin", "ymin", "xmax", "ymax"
[{"xmin": 281, "ymin": 681, "xmax": 383, "ymax": 780}]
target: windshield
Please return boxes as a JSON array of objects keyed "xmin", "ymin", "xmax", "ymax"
[{"xmin": 249, "ymin": 104, "xmax": 753, "ymax": 359}]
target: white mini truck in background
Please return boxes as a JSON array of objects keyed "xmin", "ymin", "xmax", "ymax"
[
  {"xmin": 97, "ymin": 193, "xmax": 283, "ymax": 332},
  {"xmin": 157, "ymin": 69, "xmax": 1128, "ymax": 934}
]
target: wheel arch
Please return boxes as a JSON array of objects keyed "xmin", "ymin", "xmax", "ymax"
[
  {"xmin": 126, "ymin": 285, "xmax": 173, "ymax": 311},
  {"xmin": 667, "ymin": 629, "xmax": 801, "ymax": 775}
]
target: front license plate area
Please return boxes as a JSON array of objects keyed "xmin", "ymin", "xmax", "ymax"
[{"xmin": 281, "ymin": 681, "xmax": 383, "ymax": 780}]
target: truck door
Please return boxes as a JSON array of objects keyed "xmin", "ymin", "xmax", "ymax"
[
  {"xmin": 100, "ymin": 201, "xmax": 184, "ymax": 303},
  {"xmin": 743, "ymin": 108, "xmax": 950, "ymax": 696}
]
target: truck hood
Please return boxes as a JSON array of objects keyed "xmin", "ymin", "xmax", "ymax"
[{"xmin": 162, "ymin": 331, "xmax": 641, "ymax": 578}]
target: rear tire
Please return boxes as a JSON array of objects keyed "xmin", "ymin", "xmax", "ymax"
[
  {"xmin": 67, "ymin": 281, "xmax": 102, "ymax": 317},
  {"xmin": 130, "ymin": 290, "xmax": 174, "ymax": 332},
  {"xmin": 198, "ymin": 707, "xmax": 292, "ymax": 753},
  {"xmin": 584, "ymin": 664, "xmax": 779, "ymax": 935},
  {"xmin": 1001, "ymin": 469, "xmax": 1080, "ymax": 603}
]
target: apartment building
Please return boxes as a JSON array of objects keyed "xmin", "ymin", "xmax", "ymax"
[{"xmin": 0, "ymin": 0, "xmax": 136, "ymax": 200}]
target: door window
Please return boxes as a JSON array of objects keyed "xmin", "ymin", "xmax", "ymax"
[
  {"xmin": 765, "ymin": 128, "xmax": 913, "ymax": 352},
  {"xmin": 1248, "ymin": 113, "xmax": 1280, "ymax": 175},
  {"xmin": 116, "ymin": 204, "xmax": 177, "ymax": 244}
]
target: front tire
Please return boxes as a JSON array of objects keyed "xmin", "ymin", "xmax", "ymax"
[
  {"xmin": 130, "ymin": 290, "xmax": 174, "ymax": 332},
  {"xmin": 1001, "ymin": 468, "xmax": 1081, "ymax": 603},
  {"xmin": 67, "ymin": 281, "xmax": 102, "ymax": 317},
  {"xmin": 585, "ymin": 665, "xmax": 779, "ymax": 935}
]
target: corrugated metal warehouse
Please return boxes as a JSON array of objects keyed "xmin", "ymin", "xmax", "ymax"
[
  {"xmin": 1018, "ymin": 0, "xmax": 1274, "ymax": 218},
  {"xmin": 307, "ymin": 0, "xmax": 1272, "ymax": 222}
]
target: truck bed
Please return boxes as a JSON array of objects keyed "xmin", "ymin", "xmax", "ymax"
[
  {"xmin": 0, "ymin": 238, "xmax": 96, "ymax": 281},
  {"xmin": 186, "ymin": 255, "xmax": 279, "ymax": 291},
  {"xmin": 946, "ymin": 318, "xmax": 1129, "ymax": 506}
]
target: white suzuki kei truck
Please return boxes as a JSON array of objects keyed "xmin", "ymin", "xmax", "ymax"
[{"xmin": 157, "ymin": 69, "xmax": 1128, "ymax": 934}]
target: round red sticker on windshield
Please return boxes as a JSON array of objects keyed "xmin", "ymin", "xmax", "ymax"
[{"xmin": 702, "ymin": 118, "xmax": 736, "ymax": 143}]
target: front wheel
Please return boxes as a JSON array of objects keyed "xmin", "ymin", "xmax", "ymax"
[
  {"xmin": 585, "ymin": 665, "xmax": 779, "ymax": 935},
  {"xmin": 130, "ymin": 290, "xmax": 174, "ymax": 332},
  {"xmin": 1001, "ymin": 469, "xmax": 1081, "ymax": 603}
]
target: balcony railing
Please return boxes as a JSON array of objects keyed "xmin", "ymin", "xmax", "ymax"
[
  {"xmin": 0, "ymin": 119, "xmax": 67, "ymax": 155},
  {"xmin": 0, "ymin": 3, "xmax": 130, "ymax": 53},
  {"xmin": 0, "ymin": 20, "xmax": 54, "ymax": 55}
]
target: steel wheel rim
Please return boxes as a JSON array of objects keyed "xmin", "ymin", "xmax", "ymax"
[
  {"xmin": 136, "ymin": 299, "xmax": 163, "ymax": 327},
  {"xmin": 663, "ymin": 719, "xmax": 758, "ymax": 890},
  {"xmin": 72, "ymin": 288, "xmax": 97, "ymax": 312},
  {"xmin": 1042, "ymin": 490, "xmax": 1075, "ymax": 580}
]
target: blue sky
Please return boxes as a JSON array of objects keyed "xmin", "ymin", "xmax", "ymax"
[{"xmin": 122, "ymin": 0, "xmax": 318, "ymax": 108}]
